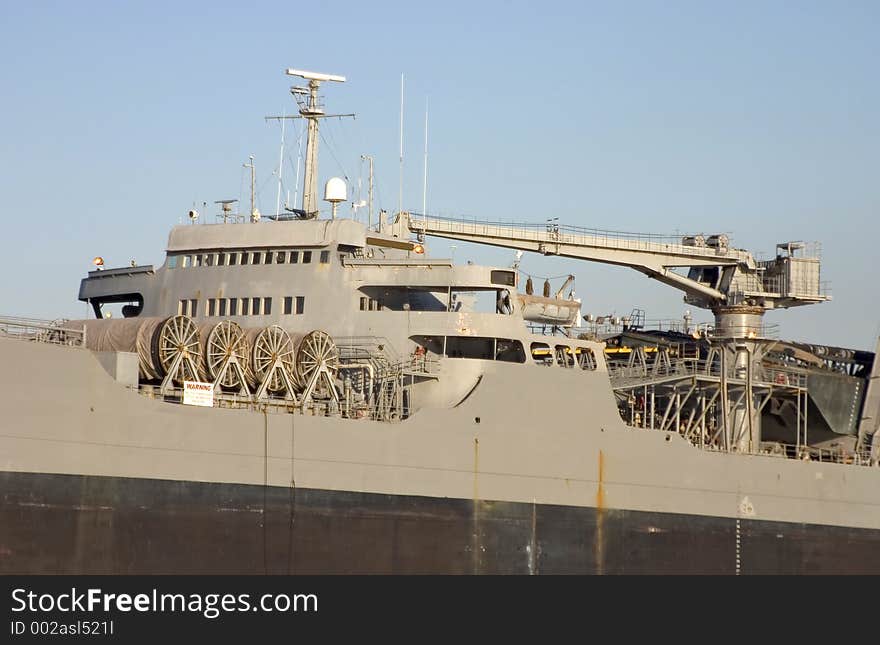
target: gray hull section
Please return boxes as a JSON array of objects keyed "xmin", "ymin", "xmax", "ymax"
[{"xmin": 1, "ymin": 337, "xmax": 879, "ymax": 574}]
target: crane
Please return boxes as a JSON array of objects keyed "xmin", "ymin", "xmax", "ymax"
[{"xmin": 393, "ymin": 212, "xmax": 830, "ymax": 338}]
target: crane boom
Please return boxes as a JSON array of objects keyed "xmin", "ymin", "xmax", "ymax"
[{"xmin": 394, "ymin": 211, "xmax": 830, "ymax": 337}]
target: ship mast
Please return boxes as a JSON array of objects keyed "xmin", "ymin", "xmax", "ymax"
[
  {"xmin": 283, "ymin": 69, "xmax": 350, "ymax": 218},
  {"xmin": 361, "ymin": 154, "xmax": 374, "ymax": 230},
  {"xmin": 242, "ymin": 155, "xmax": 257, "ymax": 222}
]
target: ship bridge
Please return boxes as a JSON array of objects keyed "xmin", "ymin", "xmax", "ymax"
[{"xmin": 165, "ymin": 218, "xmax": 368, "ymax": 253}]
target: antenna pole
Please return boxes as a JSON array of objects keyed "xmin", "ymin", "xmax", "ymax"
[
  {"xmin": 275, "ymin": 108, "xmax": 285, "ymax": 217},
  {"xmin": 422, "ymin": 97, "xmax": 428, "ymax": 218},
  {"xmin": 361, "ymin": 154, "xmax": 374, "ymax": 231},
  {"xmin": 243, "ymin": 155, "xmax": 257, "ymax": 222},
  {"xmin": 293, "ymin": 120, "xmax": 304, "ymax": 211},
  {"xmin": 369, "ymin": 155, "xmax": 374, "ymax": 230},
  {"xmin": 399, "ymin": 73, "xmax": 404, "ymax": 217}
]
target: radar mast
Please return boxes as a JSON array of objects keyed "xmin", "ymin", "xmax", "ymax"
[{"xmin": 275, "ymin": 69, "xmax": 351, "ymax": 219}]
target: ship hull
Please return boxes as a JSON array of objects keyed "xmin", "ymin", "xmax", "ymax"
[
  {"xmin": 2, "ymin": 471, "xmax": 878, "ymax": 575},
  {"xmin": 3, "ymin": 338, "xmax": 880, "ymax": 574}
]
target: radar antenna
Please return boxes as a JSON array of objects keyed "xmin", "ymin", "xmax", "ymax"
[{"xmin": 214, "ymin": 199, "xmax": 239, "ymax": 224}]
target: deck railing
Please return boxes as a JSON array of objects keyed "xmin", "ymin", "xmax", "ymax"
[
  {"xmin": 0, "ymin": 316, "xmax": 86, "ymax": 347},
  {"xmin": 408, "ymin": 213, "xmax": 744, "ymax": 261},
  {"xmin": 607, "ymin": 356, "xmax": 807, "ymax": 388}
]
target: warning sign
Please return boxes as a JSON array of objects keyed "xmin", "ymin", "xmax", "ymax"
[{"xmin": 183, "ymin": 381, "xmax": 215, "ymax": 407}]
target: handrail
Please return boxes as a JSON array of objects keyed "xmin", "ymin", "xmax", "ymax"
[
  {"xmin": 0, "ymin": 316, "xmax": 86, "ymax": 347},
  {"xmin": 409, "ymin": 211, "xmax": 720, "ymax": 244},
  {"xmin": 607, "ymin": 357, "xmax": 808, "ymax": 388},
  {"xmin": 409, "ymin": 214, "xmax": 744, "ymax": 261}
]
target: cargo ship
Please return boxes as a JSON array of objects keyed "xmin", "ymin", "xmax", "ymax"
[{"xmin": 1, "ymin": 68, "xmax": 878, "ymax": 574}]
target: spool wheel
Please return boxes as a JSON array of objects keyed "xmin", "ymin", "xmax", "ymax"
[
  {"xmin": 157, "ymin": 315, "xmax": 201, "ymax": 384},
  {"xmin": 206, "ymin": 320, "xmax": 249, "ymax": 389},
  {"xmin": 252, "ymin": 325, "xmax": 295, "ymax": 393},
  {"xmin": 295, "ymin": 330, "xmax": 340, "ymax": 395}
]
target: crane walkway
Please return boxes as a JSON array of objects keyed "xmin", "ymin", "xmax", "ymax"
[
  {"xmin": 405, "ymin": 212, "xmax": 748, "ymax": 267},
  {"xmin": 402, "ymin": 212, "xmax": 743, "ymax": 303}
]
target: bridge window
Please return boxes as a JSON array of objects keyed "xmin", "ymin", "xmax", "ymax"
[
  {"xmin": 411, "ymin": 335, "xmax": 525, "ymax": 363},
  {"xmin": 449, "ymin": 289, "xmax": 505, "ymax": 314},
  {"xmin": 290, "ymin": 251, "xmax": 299, "ymax": 264},
  {"xmin": 219, "ymin": 298, "xmax": 228, "ymax": 316},
  {"xmin": 264, "ymin": 250, "xmax": 274, "ymax": 264},
  {"xmin": 207, "ymin": 298, "xmax": 216, "ymax": 317},
  {"xmin": 251, "ymin": 252, "xmax": 261, "ymax": 265},
  {"xmin": 490, "ymin": 270, "xmax": 516, "ymax": 287},
  {"xmin": 194, "ymin": 254, "xmax": 203, "ymax": 268},
  {"xmin": 283, "ymin": 296, "xmax": 305, "ymax": 315},
  {"xmin": 229, "ymin": 252, "xmax": 238, "ymax": 266},
  {"xmin": 362, "ymin": 287, "xmax": 445, "ymax": 312},
  {"xmin": 240, "ymin": 252, "xmax": 249, "ymax": 266},
  {"xmin": 228, "ymin": 298, "xmax": 238, "ymax": 316},
  {"xmin": 217, "ymin": 253, "xmax": 226, "ymax": 266},
  {"xmin": 240, "ymin": 298, "xmax": 250, "ymax": 316},
  {"xmin": 447, "ymin": 337, "xmax": 492, "ymax": 360},
  {"xmin": 495, "ymin": 339, "xmax": 526, "ymax": 363},
  {"xmin": 320, "ymin": 250, "xmax": 330, "ymax": 264},
  {"xmin": 302, "ymin": 251, "xmax": 312, "ymax": 264},
  {"xmin": 276, "ymin": 251, "xmax": 286, "ymax": 264},
  {"xmin": 167, "ymin": 255, "xmax": 178, "ymax": 269},
  {"xmin": 263, "ymin": 297, "xmax": 272, "ymax": 315},
  {"xmin": 251, "ymin": 297, "xmax": 262, "ymax": 315}
]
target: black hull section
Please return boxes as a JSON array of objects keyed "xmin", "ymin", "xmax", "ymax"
[{"xmin": 1, "ymin": 471, "xmax": 878, "ymax": 574}]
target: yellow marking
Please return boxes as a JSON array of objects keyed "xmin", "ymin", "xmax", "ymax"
[{"xmin": 604, "ymin": 346, "xmax": 660, "ymax": 354}]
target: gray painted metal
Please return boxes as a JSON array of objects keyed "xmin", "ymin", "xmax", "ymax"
[
  {"xmin": 858, "ymin": 336, "xmax": 880, "ymax": 455},
  {"xmin": 8, "ymin": 213, "xmax": 879, "ymax": 536},
  {"xmin": 400, "ymin": 212, "xmax": 831, "ymax": 337},
  {"xmin": 1, "ymin": 335, "xmax": 878, "ymax": 531},
  {"xmin": 2, "ymin": 68, "xmax": 877, "ymax": 562}
]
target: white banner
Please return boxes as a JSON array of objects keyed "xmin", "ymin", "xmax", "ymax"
[{"xmin": 183, "ymin": 381, "xmax": 214, "ymax": 407}]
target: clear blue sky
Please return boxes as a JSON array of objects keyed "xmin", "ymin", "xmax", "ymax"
[{"xmin": 1, "ymin": 1, "xmax": 877, "ymax": 348}]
